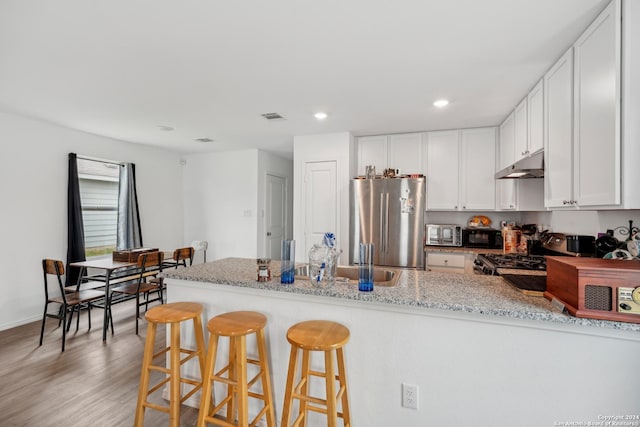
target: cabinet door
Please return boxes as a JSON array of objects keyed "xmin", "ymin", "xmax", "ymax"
[
  {"xmin": 388, "ymin": 133, "xmax": 423, "ymax": 175},
  {"xmin": 544, "ymin": 48, "xmax": 574, "ymax": 208},
  {"xmin": 460, "ymin": 128, "xmax": 496, "ymax": 210},
  {"xmin": 573, "ymin": 0, "xmax": 620, "ymax": 206},
  {"xmin": 357, "ymin": 136, "xmax": 387, "ymax": 176},
  {"xmin": 497, "ymin": 180, "xmax": 517, "ymax": 210},
  {"xmin": 498, "ymin": 112, "xmax": 515, "ymax": 170},
  {"xmin": 527, "ymin": 79, "xmax": 544, "ymax": 155},
  {"xmin": 514, "ymin": 98, "xmax": 528, "ymax": 161},
  {"xmin": 426, "ymin": 130, "xmax": 460, "ymax": 210}
]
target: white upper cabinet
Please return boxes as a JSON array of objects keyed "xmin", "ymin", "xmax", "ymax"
[
  {"xmin": 514, "ymin": 98, "xmax": 528, "ymax": 161},
  {"xmin": 573, "ymin": 0, "xmax": 620, "ymax": 206},
  {"xmin": 544, "ymin": 48, "xmax": 575, "ymax": 208},
  {"xmin": 357, "ymin": 135, "xmax": 387, "ymax": 176},
  {"xmin": 498, "ymin": 112, "xmax": 515, "ymax": 170},
  {"xmin": 387, "ymin": 133, "xmax": 423, "ymax": 175},
  {"xmin": 544, "ymin": 0, "xmax": 621, "ymax": 209},
  {"xmin": 460, "ymin": 128, "xmax": 496, "ymax": 210},
  {"xmin": 425, "ymin": 128, "xmax": 496, "ymax": 211},
  {"xmin": 425, "ymin": 130, "xmax": 460, "ymax": 210},
  {"xmin": 357, "ymin": 133, "xmax": 423, "ymax": 176},
  {"xmin": 527, "ymin": 79, "xmax": 544, "ymax": 156}
]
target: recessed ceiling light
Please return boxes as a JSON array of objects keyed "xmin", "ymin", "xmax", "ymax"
[
  {"xmin": 433, "ymin": 99, "xmax": 449, "ymax": 108},
  {"xmin": 157, "ymin": 125, "xmax": 175, "ymax": 131},
  {"xmin": 314, "ymin": 112, "xmax": 328, "ymax": 120}
]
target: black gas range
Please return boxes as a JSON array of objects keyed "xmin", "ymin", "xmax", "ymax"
[{"xmin": 474, "ymin": 233, "xmax": 591, "ymax": 296}]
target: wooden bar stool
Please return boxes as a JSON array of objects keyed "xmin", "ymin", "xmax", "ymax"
[
  {"xmin": 197, "ymin": 311, "xmax": 276, "ymax": 427},
  {"xmin": 134, "ymin": 302, "xmax": 207, "ymax": 427},
  {"xmin": 281, "ymin": 320, "xmax": 351, "ymax": 427}
]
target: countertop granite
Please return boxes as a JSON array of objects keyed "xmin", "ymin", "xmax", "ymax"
[{"xmin": 163, "ymin": 257, "xmax": 640, "ymax": 333}]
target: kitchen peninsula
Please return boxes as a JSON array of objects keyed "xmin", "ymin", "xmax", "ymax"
[{"xmin": 164, "ymin": 258, "xmax": 640, "ymax": 426}]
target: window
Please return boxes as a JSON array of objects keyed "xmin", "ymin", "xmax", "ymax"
[{"xmin": 77, "ymin": 158, "xmax": 119, "ymax": 257}]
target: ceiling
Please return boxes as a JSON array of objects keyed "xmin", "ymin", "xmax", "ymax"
[{"xmin": 0, "ymin": 0, "xmax": 609, "ymax": 159}]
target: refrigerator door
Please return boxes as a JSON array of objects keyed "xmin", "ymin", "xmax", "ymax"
[
  {"xmin": 350, "ymin": 178, "xmax": 425, "ymax": 268},
  {"xmin": 383, "ymin": 178, "xmax": 425, "ymax": 268},
  {"xmin": 350, "ymin": 179, "xmax": 384, "ymax": 265}
]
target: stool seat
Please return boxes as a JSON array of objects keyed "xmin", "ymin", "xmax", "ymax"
[
  {"xmin": 207, "ymin": 311, "xmax": 267, "ymax": 336},
  {"xmin": 145, "ymin": 301, "xmax": 203, "ymax": 323},
  {"xmin": 286, "ymin": 320, "xmax": 350, "ymax": 350}
]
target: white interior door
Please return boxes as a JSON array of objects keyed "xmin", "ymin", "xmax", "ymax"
[
  {"xmin": 265, "ymin": 174, "xmax": 286, "ymax": 259},
  {"xmin": 304, "ymin": 161, "xmax": 337, "ymax": 259}
]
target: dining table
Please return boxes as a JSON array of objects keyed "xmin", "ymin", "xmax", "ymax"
[{"xmin": 69, "ymin": 258, "xmax": 138, "ymax": 341}]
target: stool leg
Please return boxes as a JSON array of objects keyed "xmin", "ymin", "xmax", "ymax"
[
  {"xmin": 236, "ymin": 336, "xmax": 248, "ymax": 427},
  {"xmin": 299, "ymin": 350, "xmax": 311, "ymax": 427},
  {"xmin": 193, "ymin": 315, "xmax": 207, "ymax": 392},
  {"xmin": 227, "ymin": 337, "xmax": 237, "ymax": 423},
  {"xmin": 134, "ymin": 322, "xmax": 157, "ymax": 427},
  {"xmin": 324, "ymin": 350, "xmax": 337, "ymax": 427},
  {"xmin": 336, "ymin": 347, "xmax": 351, "ymax": 426},
  {"xmin": 281, "ymin": 345, "xmax": 299, "ymax": 427},
  {"xmin": 256, "ymin": 329, "xmax": 276, "ymax": 427},
  {"xmin": 197, "ymin": 333, "xmax": 219, "ymax": 427},
  {"xmin": 169, "ymin": 322, "xmax": 181, "ymax": 427}
]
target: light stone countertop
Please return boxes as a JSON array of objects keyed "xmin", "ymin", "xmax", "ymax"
[{"xmin": 163, "ymin": 257, "xmax": 640, "ymax": 333}]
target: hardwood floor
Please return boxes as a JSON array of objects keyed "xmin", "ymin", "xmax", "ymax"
[{"xmin": 0, "ymin": 301, "xmax": 200, "ymax": 426}]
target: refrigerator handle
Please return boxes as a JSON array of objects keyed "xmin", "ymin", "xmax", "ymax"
[
  {"xmin": 384, "ymin": 192, "xmax": 390, "ymax": 253},
  {"xmin": 379, "ymin": 192, "xmax": 384, "ymax": 251}
]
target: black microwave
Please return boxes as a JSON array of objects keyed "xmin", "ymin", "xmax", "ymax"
[{"xmin": 463, "ymin": 228, "xmax": 503, "ymax": 249}]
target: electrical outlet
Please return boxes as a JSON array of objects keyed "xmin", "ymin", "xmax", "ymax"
[{"xmin": 402, "ymin": 383, "xmax": 419, "ymax": 409}]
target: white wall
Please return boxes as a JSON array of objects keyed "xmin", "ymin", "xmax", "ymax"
[
  {"xmin": 182, "ymin": 150, "xmax": 260, "ymax": 260},
  {"xmin": 293, "ymin": 132, "xmax": 354, "ymax": 264},
  {"xmin": 257, "ymin": 151, "xmax": 294, "ymax": 257},
  {"xmin": 0, "ymin": 111, "xmax": 184, "ymax": 330}
]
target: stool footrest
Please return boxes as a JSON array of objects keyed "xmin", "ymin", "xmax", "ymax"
[
  {"xmin": 143, "ymin": 401, "xmax": 170, "ymax": 414},
  {"xmin": 147, "ymin": 377, "xmax": 170, "ymax": 396}
]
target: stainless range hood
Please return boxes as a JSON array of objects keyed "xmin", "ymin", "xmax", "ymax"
[{"xmin": 495, "ymin": 150, "xmax": 544, "ymax": 179}]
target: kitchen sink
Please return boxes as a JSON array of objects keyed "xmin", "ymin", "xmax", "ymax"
[{"xmin": 293, "ymin": 264, "xmax": 401, "ymax": 287}]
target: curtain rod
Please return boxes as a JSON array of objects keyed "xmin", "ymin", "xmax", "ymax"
[{"xmin": 76, "ymin": 154, "xmax": 122, "ymax": 166}]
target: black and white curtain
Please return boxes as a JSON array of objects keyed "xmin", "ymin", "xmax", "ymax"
[
  {"xmin": 116, "ymin": 163, "xmax": 143, "ymax": 250},
  {"xmin": 66, "ymin": 153, "xmax": 86, "ymax": 286}
]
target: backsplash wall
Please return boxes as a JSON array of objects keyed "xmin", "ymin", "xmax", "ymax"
[
  {"xmin": 521, "ymin": 210, "xmax": 640, "ymax": 240},
  {"xmin": 425, "ymin": 210, "xmax": 640, "ymax": 241}
]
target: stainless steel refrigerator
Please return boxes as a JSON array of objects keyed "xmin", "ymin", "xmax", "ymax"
[{"xmin": 350, "ymin": 177, "xmax": 425, "ymax": 268}]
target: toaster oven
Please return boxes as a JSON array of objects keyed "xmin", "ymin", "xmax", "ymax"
[{"xmin": 425, "ymin": 224, "xmax": 462, "ymax": 247}]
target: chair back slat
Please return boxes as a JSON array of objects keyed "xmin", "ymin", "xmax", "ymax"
[
  {"xmin": 138, "ymin": 251, "xmax": 163, "ymax": 269},
  {"xmin": 173, "ymin": 247, "xmax": 194, "ymax": 262},
  {"xmin": 43, "ymin": 259, "xmax": 64, "ymax": 275}
]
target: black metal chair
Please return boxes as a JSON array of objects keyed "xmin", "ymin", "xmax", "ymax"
[
  {"xmin": 39, "ymin": 259, "xmax": 105, "ymax": 351},
  {"xmin": 110, "ymin": 251, "xmax": 164, "ymax": 334},
  {"xmin": 162, "ymin": 246, "xmax": 194, "ymax": 269}
]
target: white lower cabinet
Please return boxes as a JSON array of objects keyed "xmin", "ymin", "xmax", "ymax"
[{"xmin": 426, "ymin": 252, "xmax": 473, "ymax": 274}]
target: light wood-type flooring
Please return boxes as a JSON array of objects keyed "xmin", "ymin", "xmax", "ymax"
[{"xmin": 0, "ymin": 300, "xmax": 200, "ymax": 426}]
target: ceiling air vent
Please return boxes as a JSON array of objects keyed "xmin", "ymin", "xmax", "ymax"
[
  {"xmin": 194, "ymin": 137, "xmax": 214, "ymax": 143},
  {"xmin": 261, "ymin": 112, "xmax": 285, "ymax": 120}
]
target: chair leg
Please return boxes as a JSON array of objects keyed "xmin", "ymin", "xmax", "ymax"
[
  {"xmin": 109, "ymin": 306, "xmax": 115, "ymax": 334},
  {"xmin": 135, "ymin": 293, "xmax": 140, "ymax": 335},
  {"xmin": 87, "ymin": 303, "xmax": 92, "ymax": 330},
  {"xmin": 75, "ymin": 305, "xmax": 81, "ymax": 332},
  {"xmin": 281, "ymin": 345, "xmax": 300, "ymax": 427},
  {"xmin": 61, "ymin": 305, "xmax": 68, "ymax": 352},
  {"xmin": 134, "ymin": 322, "xmax": 157, "ymax": 427},
  {"xmin": 39, "ymin": 303, "xmax": 48, "ymax": 346}
]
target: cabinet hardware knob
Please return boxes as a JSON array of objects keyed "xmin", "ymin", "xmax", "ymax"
[{"xmin": 267, "ymin": 232, "xmax": 272, "ymax": 236}]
